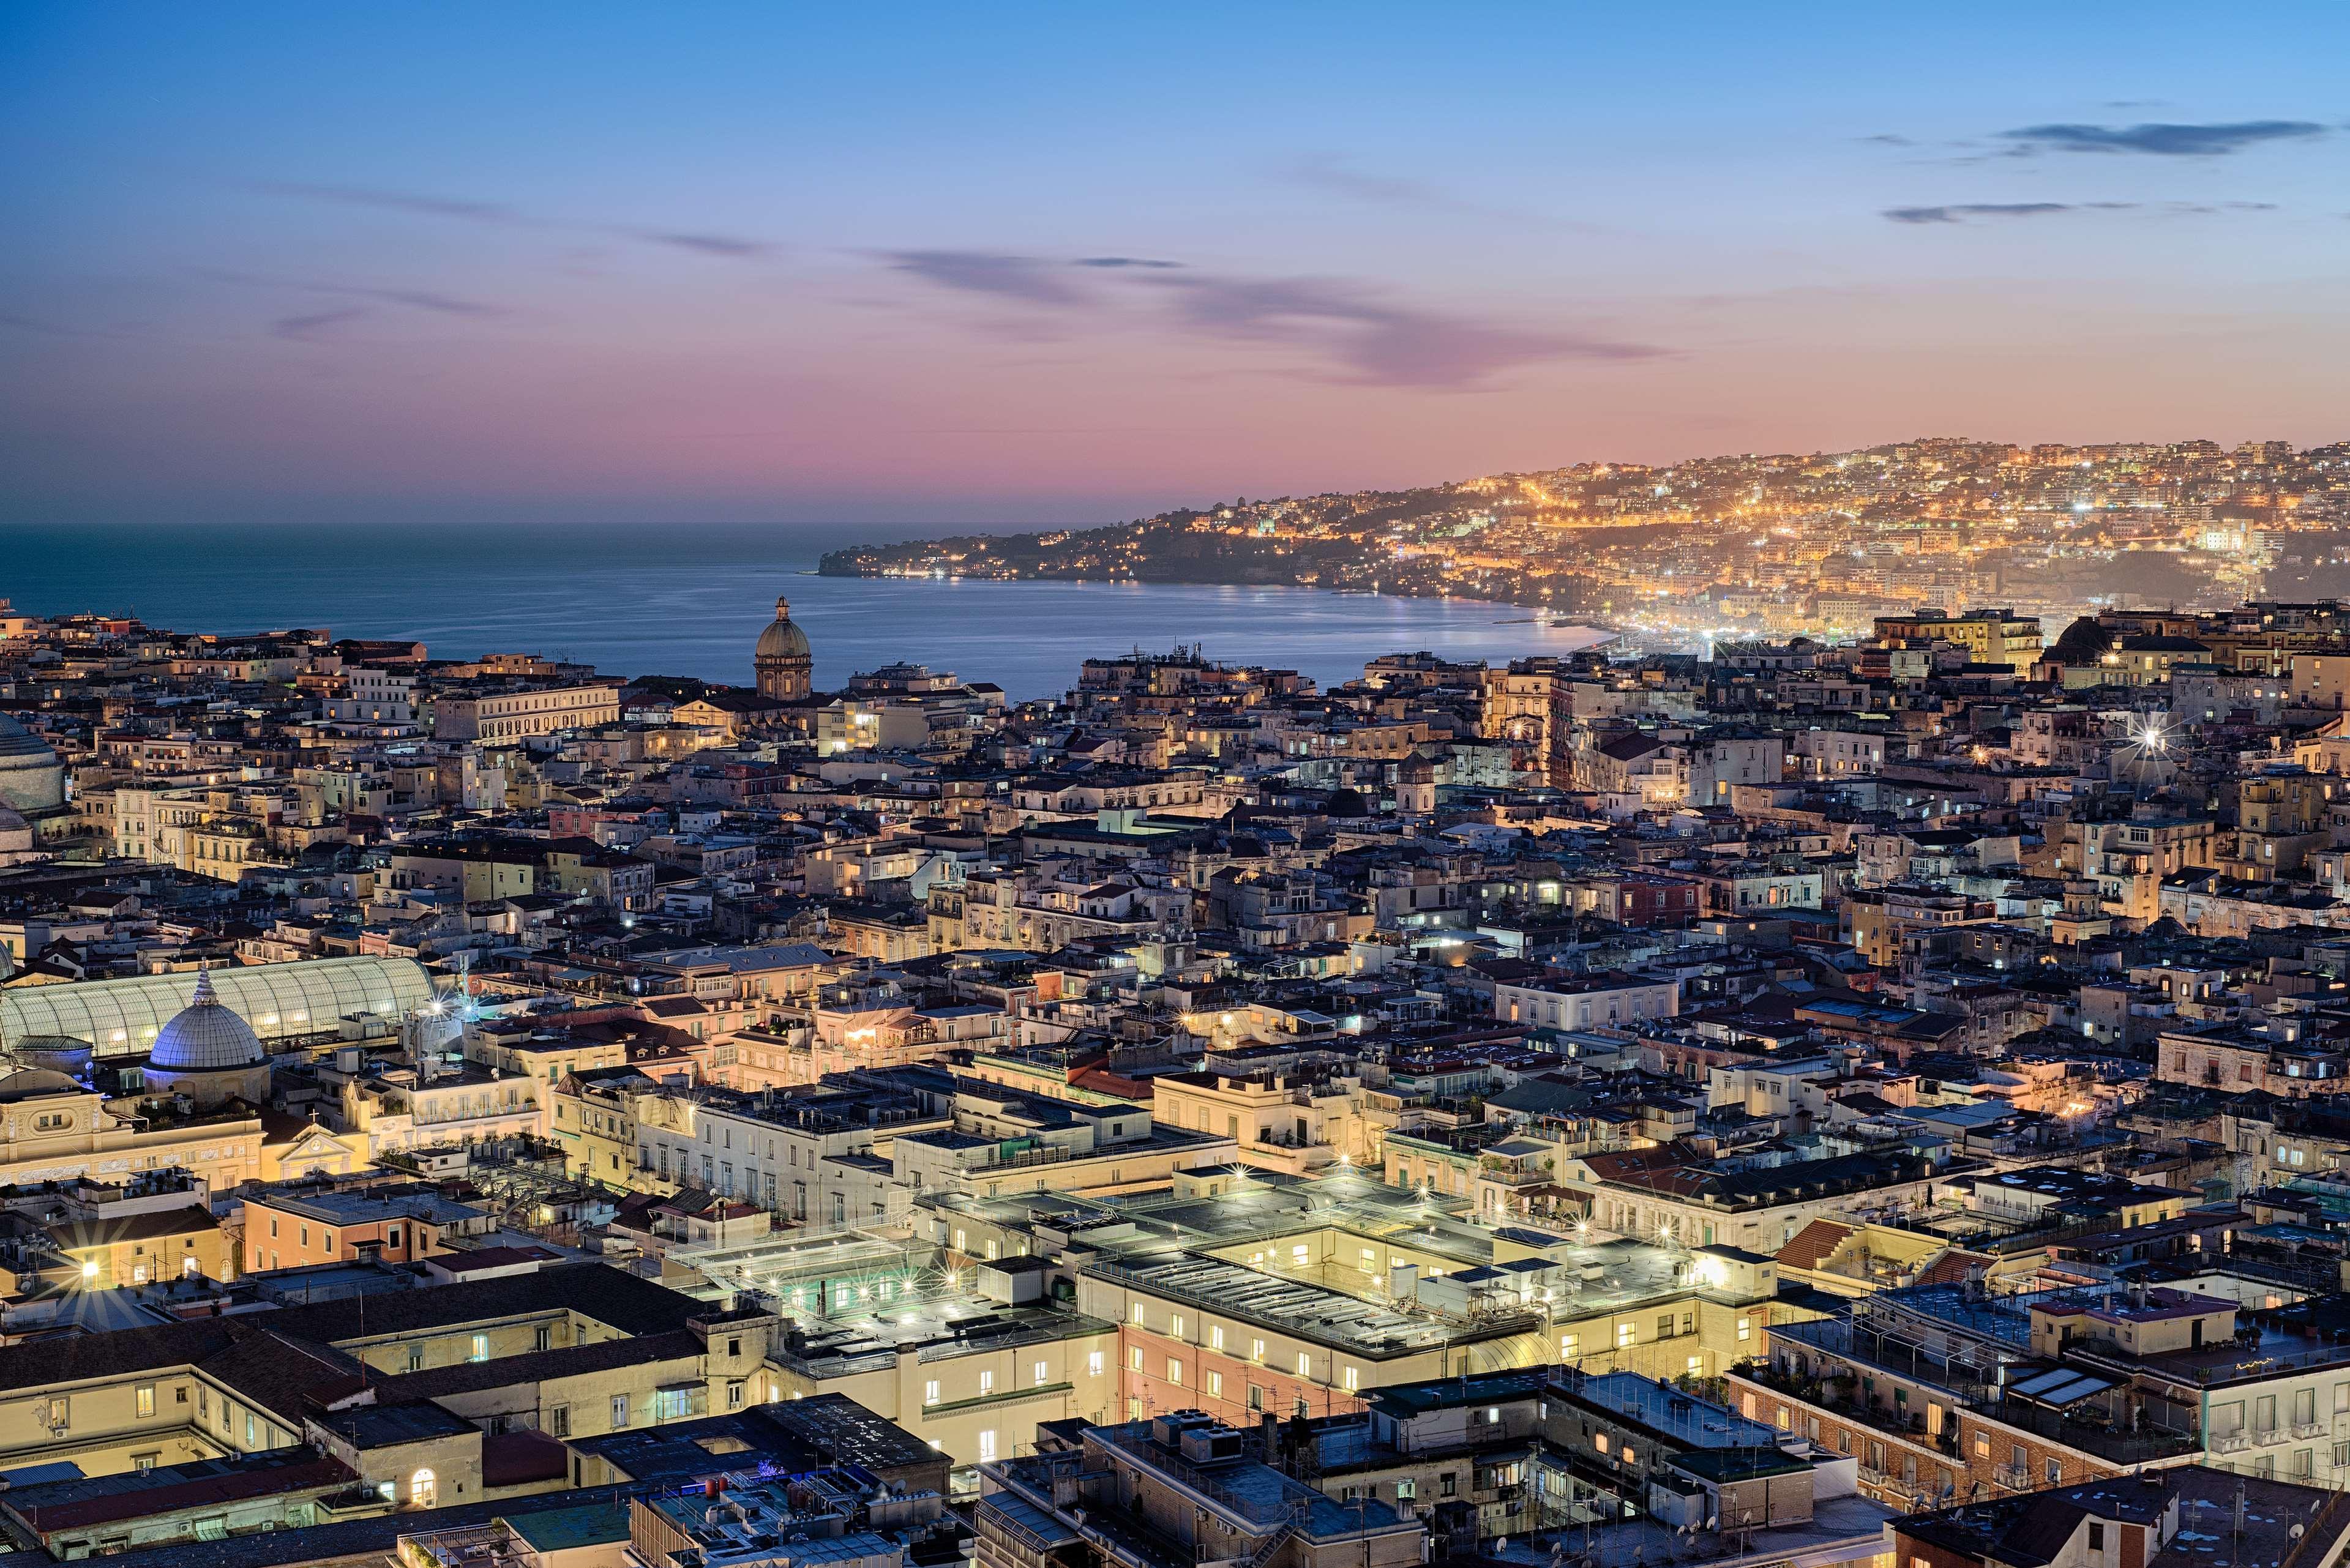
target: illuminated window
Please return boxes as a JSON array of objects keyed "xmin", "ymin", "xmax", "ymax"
[{"xmin": 1615, "ymin": 1322, "xmax": 1635, "ymax": 1349}]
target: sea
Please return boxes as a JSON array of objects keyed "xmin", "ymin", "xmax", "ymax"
[{"xmin": 1, "ymin": 523, "xmax": 1607, "ymax": 701}]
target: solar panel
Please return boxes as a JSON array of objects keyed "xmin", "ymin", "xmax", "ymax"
[{"xmin": 2008, "ymin": 1368, "xmax": 2074, "ymax": 1397}]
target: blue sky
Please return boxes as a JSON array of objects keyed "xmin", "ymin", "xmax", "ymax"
[{"xmin": 3, "ymin": 2, "xmax": 2346, "ymax": 532}]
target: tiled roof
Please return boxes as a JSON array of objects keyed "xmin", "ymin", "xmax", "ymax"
[{"xmin": 1777, "ymin": 1219, "xmax": 1854, "ymax": 1271}]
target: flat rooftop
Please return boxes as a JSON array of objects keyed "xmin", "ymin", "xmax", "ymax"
[
  {"xmin": 1085, "ymin": 1252, "xmax": 1520, "ymax": 1357},
  {"xmin": 1563, "ymin": 1369, "xmax": 1786, "ymax": 1449}
]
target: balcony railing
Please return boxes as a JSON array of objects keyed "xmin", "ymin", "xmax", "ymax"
[
  {"xmin": 2297, "ymin": 1422, "xmax": 2329, "ymax": 1439},
  {"xmin": 1993, "ymin": 1464, "xmax": 2032, "ymax": 1491},
  {"xmin": 1738, "ymin": 1365, "xmax": 1959, "ymax": 1457}
]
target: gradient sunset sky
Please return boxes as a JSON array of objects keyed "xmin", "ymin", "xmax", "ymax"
[{"xmin": 4, "ymin": 2, "xmax": 2347, "ymax": 537}]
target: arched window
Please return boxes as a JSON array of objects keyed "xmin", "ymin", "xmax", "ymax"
[{"xmin": 410, "ymin": 1468, "xmax": 436, "ymax": 1507}]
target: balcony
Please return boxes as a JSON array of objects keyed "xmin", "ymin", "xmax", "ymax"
[
  {"xmin": 2296, "ymin": 1422, "xmax": 2329, "ymax": 1439},
  {"xmin": 1738, "ymin": 1364, "xmax": 1959, "ymax": 1458},
  {"xmin": 1993, "ymin": 1464, "xmax": 2032, "ymax": 1491},
  {"xmin": 2212, "ymin": 1432, "xmax": 2251, "ymax": 1455}
]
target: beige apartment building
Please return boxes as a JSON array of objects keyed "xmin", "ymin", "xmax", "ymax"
[{"xmin": 430, "ymin": 682, "xmax": 620, "ymax": 741}]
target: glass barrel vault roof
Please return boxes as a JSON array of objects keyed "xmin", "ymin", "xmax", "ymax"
[{"xmin": 1, "ymin": 957, "xmax": 433, "ymax": 1057}]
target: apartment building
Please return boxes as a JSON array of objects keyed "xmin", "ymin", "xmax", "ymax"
[
  {"xmin": 428, "ymin": 682, "xmax": 621, "ymax": 741},
  {"xmin": 1550, "ymin": 1139, "xmax": 1941, "ymax": 1255},
  {"xmin": 979, "ymin": 1413, "xmax": 1424, "ymax": 1568},
  {"xmin": 1492, "ymin": 970, "xmax": 1680, "ymax": 1032},
  {"xmin": 239, "ymin": 1179, "xmax": 489, "ymax": 1274},
  {"xmin": 894, "ymin": 1078, "xmax": 1233, "ymax": 1200},
  {"xmin": 1734, "ymin": 1275, "xmax": 2350, "ymax": 1512}
]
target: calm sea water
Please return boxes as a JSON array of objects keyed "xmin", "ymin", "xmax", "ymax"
[{"xmin": 1, "ymin": 523, "xmax": 1603, "ymax": 700}]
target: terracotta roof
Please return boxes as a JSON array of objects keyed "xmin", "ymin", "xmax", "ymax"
[
  {"xmin": 1912, "ymin": 1247, "xmax": 1996, "ymax": 1290},
  {"xmin": 1777, "ymin": 1219, "xmax": 1855, "ymax": 1271}
]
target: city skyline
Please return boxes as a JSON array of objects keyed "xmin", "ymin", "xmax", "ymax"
[{"xmin": 5, "ymin": 1, "xmax": 2350, "ymax": 531}]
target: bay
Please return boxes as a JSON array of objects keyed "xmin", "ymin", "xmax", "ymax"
[{"xmin": 2, "ymin": 523, "xmax": 1605, "ymax": 701}]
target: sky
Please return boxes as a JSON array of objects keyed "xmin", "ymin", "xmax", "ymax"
[{"xmin": 3, "ymin": 2, "xmax": 2348, "ymax": 540}]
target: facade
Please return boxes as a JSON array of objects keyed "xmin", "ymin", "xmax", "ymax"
[{"xmin": 428, "ymin": 682, "xmax": 621, "ymax": 741}]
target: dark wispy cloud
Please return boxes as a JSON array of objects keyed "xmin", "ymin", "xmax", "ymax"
[
  {"xmin": 249, "ymin": 181, "xmax": 518, "ymax": 222},
  {"xmin": 199, "ymin": 268, "xmax": 509, "ymax": 331},
  {"xmin": 883, "ymin": 249, "xmax": 1658, "ymax": 389},
  {"xmin": 248, "ymin": 180, "xmax": 779, "ymax": 259},
  {"xmin": 1999, "ymin": 119, "xmax": 2327, "ymax": 155},
  {"xmin": 271, "ymin": 306, "xmax": 370, "ymax": 340},
  {"xmin": 1858, "ymin": 133, "xmax": 1915, "ymax": 147},
  {"xmin": 1883, "ymin": 202, "xmax": 2084, "ymax": 224},
  {"xmin": 1146, "ymin": 274, "xmax": 1659, "ymax": 388},
  {"xmin": 350, "ymin": 286, "xmax": 502, "ymax": 315},
  {"xmin": 1884, "ymin": 198, "xmax": 2281, "ymax": 225},
  {"xmin": 631, "ymin": 231, "xmax": 777, "ymax": 258},
  {"xmin": 883, "ymin": 250, "xmax": 1085, "ymax": 307}
]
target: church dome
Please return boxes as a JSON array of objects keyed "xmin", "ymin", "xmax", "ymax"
[
  {"xmin": 753, "ymin": 594, "xmax": 814, "ymax": 700},
  {"xmin": 148, "ymin": 969, "xmax": 266, "ymax": 1071},
  {"xmin": 755, "ymin": 596, "xmax": 812, "ymax": 661},
  {"xmin": 0, "ymin": 712, "xmax": 65, "ymax": 817}
]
